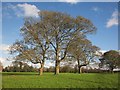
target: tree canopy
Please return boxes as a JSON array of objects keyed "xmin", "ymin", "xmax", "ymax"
[
  {"xmin": 67, "ymin": 36, "xmax": 100, "ymax": 73},
  {"xmin": 10, "ymin": 10, "xmax": 98, "ymax": 75},
  {"xmin": 99, "ymin": 50, "xmax": 120, "ymax": 72}
]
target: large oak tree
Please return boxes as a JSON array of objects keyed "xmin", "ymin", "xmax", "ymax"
[
  {"xmin": 10, "ymin": 16, "xmax": 50, "ymax": 75},
  {"xmin": 10, "ymin": 11, "xmax": 97, "ymax": 75},
  {"xmin": 39, "ymin": 11, "xmax": 97, "ymax": 75}
]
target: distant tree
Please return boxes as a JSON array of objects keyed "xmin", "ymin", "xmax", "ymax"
[
  {"xmin": 60, "ymin": 65, "xmax": 71, "ymax": 73},
  {"xmin": 68, "ymin": 37, "xmax": 100, "ymax": 74},
  {"xmin": 3, "ymin": 67, "xmax": 7, "ymax": 72},
  {"xmin": 99, "ymin": 50, "xmax": 120, "ymax": 72},
  {"xmin": 22, "ymin": 63, "xmax": 31, "ymax": 72},
  {"xmin": 74, "ymin": 65, "xmax": 78, "ymax": 73},
  {"xmin": 3, "ymin": 62, "xmax": 36, "ymax": 72},
  {"xmin": 3, "ymin": 66, "xmax": 14, "ymax": 72},
  {"xmin": 12, "ymin": 61, "xmax": 24, "ymax": 72},
  {"xmin": 46, "ymin": 66, "xmax": 55, "ymax": 72}
]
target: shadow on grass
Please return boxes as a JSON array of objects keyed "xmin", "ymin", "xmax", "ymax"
[{"xmin": 2, "ymin": 72, "xmax": 39, "ymax": 76}]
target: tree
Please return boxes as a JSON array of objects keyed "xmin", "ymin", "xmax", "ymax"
[
  {"xmin": 60, "ymin": 65, "xmax": 74, "ymax": 73},
  {"xmin": 99, "ymin": 50, "xmax": 120, "ymax": 72},
  {"xmin": 12, "ymin": 61, "xmax": 24, "ymax": 72},
  {"xmin": 39, "ymin": 11, "xmax": 96, "ymax": 75},
  {"xmin": 3, "ymin": 61, "xmax": 37, "ymax": 72},
  {"xmin": 10, "ymin": 16, "xmax": 50, "ymax": 75},
  {"xmin": 46, "ymin": 66, "xmax": 55, "ymax": 72},
  {"xmin": 68, "ymin": 37, "xmax": 100, "ymax": 74},
  {"xmin": 10, "ymin": 10, "xmax": 96, "ymax": 75}
]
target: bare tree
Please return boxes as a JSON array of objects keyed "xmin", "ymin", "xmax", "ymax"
[
  {"xmin": 10, "ymin": 15, "xmax": 50, "ymax": 75},
  {"xmin": 10, "ymin": 11, "xmax": 96, "ymax": 75},
  {"xmin": 39, "ymin": 11, "xmax": 96, "ymax": 75},
  {"xmin": 68, "ymin": 37, "xmax": 100, "ymax": 74}
]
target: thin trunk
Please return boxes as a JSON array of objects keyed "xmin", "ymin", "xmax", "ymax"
[
  {"xmin": 80, "ymin": 66, "xmax": 82, "ymax": 73},
  {"xmin": 77, "ymin": 59, "xmax": 81, "ymax": 74},
  {"xmin": 20, "ymin": 64, "xmax": 22, "ymax": 72},
  {"xmin": 77, "ymin": 58, "xmax": 88, "ymax": 74},
  {"xmin": 39, "ymin": 62, "xmax": 44, "ymax": 75},
  {"xmin": 55, "ymin": 60, "xmax": 60, "ymax": 75},
  {"xmin": 78, "ymin": 66, "xmax": 82, "ymax": 74}
]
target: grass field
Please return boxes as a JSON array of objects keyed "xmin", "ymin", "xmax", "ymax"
[{"xmin": 2, "ymin": 72, "xmax": 118, "ymax": 88}]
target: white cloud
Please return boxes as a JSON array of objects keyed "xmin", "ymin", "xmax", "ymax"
[
  {"xmin": 0, "ymin": 44, "xmax": 10, "ymax": 51},
  {"xmin": 2, "ymin": 0, "xmax": 120, "ymax": 2},
  {"xmin": 45, "ymin": 61, "xmax": 54, "ymax": 68},
  {"xmin": 0, "ymin": 57, "xmax": 13, "ymax": 68},
  {"xmin": 16, "ymin": 3, "xmax": 40, "ymax": 17},
  {"xmin": 0, "ymin": 44, "xmax": 11, "ymax": 67},
  {"xmin": 106, "ymin": 10, "xmax": 118, "ymax": 28},
  {"xmin": 100, "ymin": 50, "xmax": 108, "ymax": 54},
  {"xmin": 58, "ymin": 0, "xmax": 80, "ymax": 4},
  {"xmin": 5, "ymin": 3, "xmax": 40, "ymax": 18},
  {"xmin": 0, "ymin": 57, "xmax": 6, "ymax": 63},
  {"xmin": 95, "ymin": 50, "xmax": 108, "ymax": 56}
]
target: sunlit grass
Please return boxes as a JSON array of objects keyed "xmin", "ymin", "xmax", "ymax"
[{"xmin": 2, "ymin": 72, "xmax": 118, "ymax": 88}]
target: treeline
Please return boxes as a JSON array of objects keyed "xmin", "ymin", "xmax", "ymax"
[
  {"xmin": 3, "ymin": 64, "xmax": 75, "ymax": 72},
  {"xmin": 3, "ymin": 63, "xmax": 37, "ymax": 72},
  {"xmin": 3, "ymin": 62, "xmax": 119, "ymax": 73}
]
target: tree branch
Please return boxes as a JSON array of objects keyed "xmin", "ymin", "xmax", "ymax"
[{"xmin": 50, "ymin": 42, "xmax": 56, "ymax": 52}]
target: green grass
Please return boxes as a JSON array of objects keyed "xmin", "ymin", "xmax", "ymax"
[{"xmin": 2, "ymin": 72, "xmax": 118, "ymax": 88}]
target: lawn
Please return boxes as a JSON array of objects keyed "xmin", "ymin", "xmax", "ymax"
[{"xmin": 2, "ymin": 72, "xmax": 118, "ymax": 88}]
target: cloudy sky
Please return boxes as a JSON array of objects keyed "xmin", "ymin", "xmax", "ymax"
[{"xmin": 0, "ymin": 1, "xmax": 119, "ymax": 67}]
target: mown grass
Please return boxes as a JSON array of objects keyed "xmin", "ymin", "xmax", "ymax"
[{"xmin": 2, "ymin": 72, "xmax": 118, "ymax": 88}]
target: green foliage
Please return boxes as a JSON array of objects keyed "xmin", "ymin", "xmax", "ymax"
[
  {"xmin": 2, "ymin": 72, "xmax": 118, "ymax": 88},
  {"xmin": 99, "ymin": 50, "xmax": 120, "ymax": 71},
  {"xmin": 3, "ymin": 62, "xmax": 37, "ymax": 72},
  {"xmin": 60, "ymin": 65, "xmax": 75, "ymax": 73}
]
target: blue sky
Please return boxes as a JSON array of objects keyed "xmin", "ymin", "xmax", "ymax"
[{"xmin": 1, "ymin": 2, "xmax": 118, "ymax": 67}]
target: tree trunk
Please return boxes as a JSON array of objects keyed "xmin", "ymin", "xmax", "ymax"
[
  {"xmin": 80, "ymin": 66, "xmax": 82, "ymax": 73},
  {"xmin": 78, "ymin": 66, "xmax": 82, "ymax": 74},
  {"xmin": 110, "ymin": 67, "xmax": 114, "ymax": 73},
  {"xmin": 77, "ymin": 59, "xmax": 81, "ymax": 74},
  {"xmin": 55, "ymin": 43, "xmax": 60, "ymax": 75},
  {"xmin": 55, "ymin": 60, "xmax": 60, "ymax": 75},
  {"xmin": 39, "ymin": 62, "xmax": 44, "ymax": 75}
]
